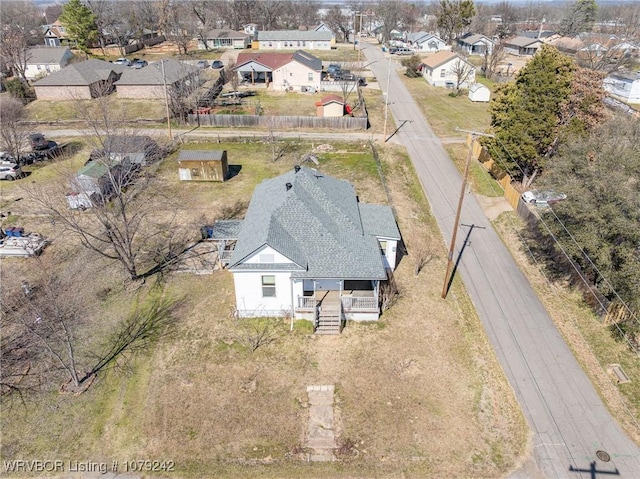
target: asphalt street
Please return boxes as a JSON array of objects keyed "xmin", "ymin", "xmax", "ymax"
[{"xmin": 362, "ymin": 43, "xmax": 640, "ymax": 478}]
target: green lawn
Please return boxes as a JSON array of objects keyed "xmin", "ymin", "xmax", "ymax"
[{"xmin": 400, "ymin": 75, "xmax": 492, "ymax": 137}]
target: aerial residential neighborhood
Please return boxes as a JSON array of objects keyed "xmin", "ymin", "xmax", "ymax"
[{"xmin": 1, "ymin": 0, "xmax": 640, "ymax": 478}]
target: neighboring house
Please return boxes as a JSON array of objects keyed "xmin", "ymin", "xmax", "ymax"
[
  {"xmin": 254, "ymin": 30, "xmax": 334, "ymax": 50},
  {"xmin": 604, "ymin": 73, "xmax": 640, "ymax": 104},
  {"xmin": 456, "ymin": 33, "xmax": 494, "ymax": 55},
  {"xmin": 33, "ymin": 59, "xmax": 125, "ymax": 100},
  {"xmin": 114, "ymin": 59, "xmax": 200, "ymax": 99},
  {"xmin": 198, "ymin": 29, "xmax": 252, "ymax": 50},
  {"xmin": 210, "ymin": 166, "xmax": 400, "ymax": 331},
  {"xmin": 504, "ymin": 36, "xmax": 543, "ymax": 56},
  {"xmin": 421, "ymin": 51, "xmax": 476, "ymax": 88},
  {"xmin": 315, "ymin": 94, "xmax": 345, "ymax": 117},
  {"xmin": 24, "ymin": 47, "xmax": 73, "ymax": 81},
  {"xmin": 177, "ymin": 150, "xmax": 229, "ymax": 181},
  {"xmin": 468, "ymin": 83, "xmax": 491, "ymax": 102},
  {"xmin": 234, "ymin": 50, "xmax": 322, "ymax": 91},
  {"xmin": 406, "ymin": 32, "xmax": 447, "ymax": 52},
  {"xmin": 43, "ymin": 19, "xmax": 71, "ymax": 47}
]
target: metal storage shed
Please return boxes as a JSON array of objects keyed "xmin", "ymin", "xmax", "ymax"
[{"xmin": 177, "ymin": 150, "xmax": 229, "ymax": 182}]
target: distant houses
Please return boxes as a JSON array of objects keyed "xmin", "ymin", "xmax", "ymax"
[
  {"xmin": 25, "ymin": 47, "xmax": 74, "ymax": 81},
  {"xmin": 254, "ymin": 30, "xmax": 334, "ymax": 50}
]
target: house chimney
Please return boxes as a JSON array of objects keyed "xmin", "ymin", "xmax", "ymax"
[
  {"xmin": 294, "ymin": 165, "xmax": 301, "ymax": 173},
  {"xmin": 285, "ymin": 182, "xmax": 293, "ymax": 191}
]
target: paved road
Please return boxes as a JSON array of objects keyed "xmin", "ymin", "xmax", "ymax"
[{"xmin": 362, "ymin": 44, "xmax": 640, "ymax": 478}]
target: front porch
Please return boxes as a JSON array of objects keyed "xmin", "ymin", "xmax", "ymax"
[{"xmin": 295, "ymin": 279, "xmax": 380, "ymax": 327}]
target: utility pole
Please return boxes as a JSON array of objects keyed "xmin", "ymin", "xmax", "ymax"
[
  {"xmin": 383, "ymin": 53, "xmax": 392, "ymax": 139},
  {"xmin": 161, "ymin": 59, "xmax": 172, "ymax": 139},
  {"xmin": 441, "ymin": 128, "xmax": 494, "ymax": 299}
]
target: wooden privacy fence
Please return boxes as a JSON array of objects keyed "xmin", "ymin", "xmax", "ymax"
[{"xmin": 187, "ymin": 114, "xmax": 368, "ymax": 130}]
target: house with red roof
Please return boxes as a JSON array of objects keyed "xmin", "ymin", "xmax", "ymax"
[{"xmin": 233, "ymin": 50, "xmax": 323, "ymax": 92}]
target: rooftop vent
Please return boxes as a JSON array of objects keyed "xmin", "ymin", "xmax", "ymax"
[
  {"xmin": 294, "ymin": 165, "xmax": 301, "ymax": 173},
  {"xmin": 285, "ymin": 182, "xmax": 293, "ymax": 191}
]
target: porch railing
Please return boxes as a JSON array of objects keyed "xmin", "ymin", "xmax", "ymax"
[
  {"xmin": 297, "ymin": 296, "xmax": 318, "ymax": 309},
  {"xmin": 341, "ymin": 296, "xmax": 378, "ymax": 311}
]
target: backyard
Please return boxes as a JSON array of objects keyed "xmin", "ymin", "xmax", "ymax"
[{"xmin": 0, "ymin": 137, "xmax": 527, "ymax": 478}]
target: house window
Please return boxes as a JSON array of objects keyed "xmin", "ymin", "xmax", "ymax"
[
  {"xmin": 440, "ymin": 69, "xmax": 446, "ymax": 77},
  {"xmin": 308, "ymin": 73, "xmax": 313, "ymax": 81},
  {"xmin": 269, "ymin": 42, "xmax": 273, "ymax": 47},
  {"xmin": 379, "ymin": 240, "xmax": 387, "ymax": 256},
  {"xmin": 262, "ymin": 275, "xmax": 276, "ymax": 297}
]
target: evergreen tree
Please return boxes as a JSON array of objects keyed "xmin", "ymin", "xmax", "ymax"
[
  {"xmin": 560, "ymin": 0, "xmax": 598, "ymax": 36},
  {"xmin": 60, "ymin": 0, "xmax": 99, "ymax": 52},
  {"xmin": 436, "ymin": 0, "xmax": 476, "ymax": 44},
  {"xmin": 486, "ymin": 45, "xmax": 574, "ymax": 185}
]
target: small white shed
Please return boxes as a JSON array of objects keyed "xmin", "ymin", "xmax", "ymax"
[{"xmin": 469, "ymin": 83, "xmax": 491, "ymax": 102}]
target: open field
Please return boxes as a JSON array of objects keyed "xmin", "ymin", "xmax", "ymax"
[{"xmin": 0, "ymin": 137, "xmax": 527, "ymax": 478}]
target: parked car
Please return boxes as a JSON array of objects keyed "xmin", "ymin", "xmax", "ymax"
[
  {"xmin": 393, "ymin": 48, "xmax": 413, "ymax": 55},
  {"xmin": 211, "ymin": 60, "xmax": 224, "ymax": 69},
  {"xmin": 113, "ymin": 58, "xmax": 132, "ymax": 66},
  {"xmin": 0, "ymin": 164, "xmax": 23, "ymax": 181},
  {"xmin": 521, "ymin": 190, "xmax": 567, "ymax": 206},
  {"xmin": 133, "ymin": 59, "xmax": 148, "ymax": 69},
  {"xmin": 197, "ymin": 60, "xmax": 209, "ymax": 69}
]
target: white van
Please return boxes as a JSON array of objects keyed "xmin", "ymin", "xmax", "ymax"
[{"xmin": 394, "ymin": 48, "xmax": 413, "ymax": 55}]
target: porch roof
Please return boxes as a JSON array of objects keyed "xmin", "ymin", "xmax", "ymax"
[
  {"xmin": 358, "ymin": 204, "xmax": 401, "ymax": 239},
  {"xmin": 210, "ymin": 220, "xmax": 243, "ymax": 239}
]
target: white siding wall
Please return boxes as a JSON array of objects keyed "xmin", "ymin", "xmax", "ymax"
[
  {"xmin": 244, "ymin": 245, "xmax": 294, "ymax": 264},
  {"xmin": 379, "ymin": 238, "xmax": 398, "ymax": 271},
  {"xmin": 273, "ymin": 61, "xmax": 319, "ymax": 91},
  {"xmin": 422, "ymin": 60, "xmax": 475, "ymax": 88},
  {"xmin": 233, "ymin": 271, "xmax": 293, "ymax": 317}
]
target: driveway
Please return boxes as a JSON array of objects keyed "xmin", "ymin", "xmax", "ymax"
[{"xmin": 361, "ymin": 42, "xmax": 640, "ymax": 478}]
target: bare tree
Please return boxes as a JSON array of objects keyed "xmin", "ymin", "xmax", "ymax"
[
  {"xmin": 1, "ymin": 261, "xmax": 182, "ymax": 394},
  {"xmin": 483, "ymin": 40, "xmax": 505, "ymax": 80},
  {"xmin": 0, "ymin": 27, "xmax": 30, "ymax": 83},
  {"xmin": 21, "ymin": 87, "xmax": 194, "ymax": 281},
  {"xmin": 406, "ymin": 225, "xmax": 436, "ymax": 276},
  {"xmin": 0, "ymin": 1, "xmax": 45, "ymax": 82},
  {"xmin": 230, "ymin": 317, "xmax": 283, "ymax": 353},
  {"xmin": 323, "ymin": 5, "xmax": 350, "ymax": 42},
  {"xmin": 449, "ymin": 57, "xmax": 475, "ymax": 95},
  {"xmin": 265, "ymin": 118, "xmax": 298, "ymax": 162},
  {"xmin": 0, "ymin": 97, "xmax": 32, "ymax": 162}
]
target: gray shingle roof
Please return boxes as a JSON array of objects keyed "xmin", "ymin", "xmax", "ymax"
[
  {"xmin": 177, "ymin": 150, "xmax": 226, "ymax": 161},
  {"xmin": 292, "ymin": 50, "xmax": 322, "ymax": 71},
  {"xmin": 358, "ymin": 204, "xmax": 401, "ymax": 240},
  {"xmin": 204, "ymin": 29, "xmax": 251, "ymax": 40},
  {"xmin": 257, "ymin": 30, "xmax": 333, "ymax": 42},
  {"xmin": 33, "ymin": 59, "xmax": 124, "ymax": 86},
  {"xmin": 27, "ymin": 47, "xmax": 71, "ymax": 65},
  {"xmin": 506, "ymin": 36, "xmax": 541, "ymax": 48},
  {"xmin": 458, "ymin": 34, "xmax": 492, "ymax": 46},
  {"xmin": 229, "ymin": 166, "xmax": 393, "ymax": 280},
  {"xmin": 115, "ymin": 59, "xmax": 198, "ymax": 86},
  {"xmin": 209, "ymin": 220, "xmax": 243, "ymax": 240}
]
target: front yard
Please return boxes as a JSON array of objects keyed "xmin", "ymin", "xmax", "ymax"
[{"xmin": 0, "ymin": 137, "xmax": 527, "ymax": 477}]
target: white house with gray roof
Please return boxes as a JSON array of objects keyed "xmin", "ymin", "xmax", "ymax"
[
  {"xmin": 25, "ymin": 47, "xmax": 74, "ymax": 80},
  {"xmin": 211, "ymin": 166, "xmax": 400, "ymax": 331},
  {"xmin": 255, "ymin": 30, "xmax": 334, "ymax": 50}
]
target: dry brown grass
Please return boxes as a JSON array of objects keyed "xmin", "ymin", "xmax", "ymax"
[
  {"xmin": 492, "ymin": 212, "xmax": 640, "ymax": 446},
  {"xmin": 1, "ymin": 139, "xmax": 527, "ymax": 478}
]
